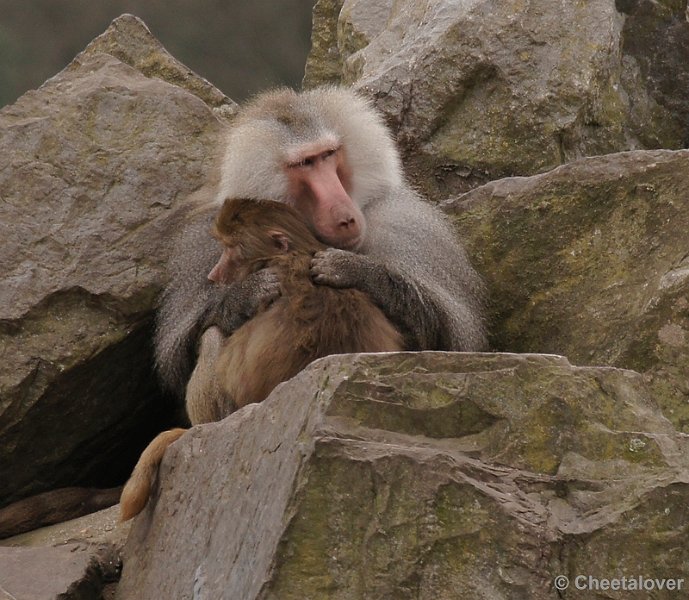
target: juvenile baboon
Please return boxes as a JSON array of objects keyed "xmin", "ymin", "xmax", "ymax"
[
  {"xmin": 204, "ymin": 196, "xmax": 404, "ymax": 419},
  {"xmin": 120, "ymin": 197, "xmax": 404, "ymax": 519}
]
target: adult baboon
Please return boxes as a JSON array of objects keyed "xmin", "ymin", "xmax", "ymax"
[{"xmin": 157, "ymin": 86, "xmax": 487, "ymax": 404}]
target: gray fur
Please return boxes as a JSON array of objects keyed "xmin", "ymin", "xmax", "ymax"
[
  {"xmin": 154, "ymin": 210, "xmax": 280, "ymax": 396},
  {"xmin": 154, "ymin": 86, "xmax": 487, "ymax": 398},
  {"xmin": 312, "ymin": 187, "xmax": 486, "ymax": 350}
]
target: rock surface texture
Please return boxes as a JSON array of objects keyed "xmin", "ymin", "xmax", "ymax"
[
  {"xmin": 306, "ymin": 0, "xmax": 689, "ymax": 198},
  {"xmin": 0, "ymin": 542, "xmax": 120, "ymax": 600},
  {"xmin": 0, "ymin": 14, "xmax": 231, "ymax": 505},
  {"xmin": 2, "ymin": 1, "xmax": 689, "ymax": 598},
  {"xmin": 118, "ymin": 353, "xmax": 689, "ymax": 600},
  {"xmin": 448, "ymin": 149, "xmax": 689, "ymax": 432},
  {"xmin": 0, "ymin": 507, "xmax": 130, "ymax": 600}
]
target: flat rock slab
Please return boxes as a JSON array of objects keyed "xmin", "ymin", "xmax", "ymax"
[
  {"xmin": 117, "ymin": 352, "xmax": 689, "ymax": 599},
  {"xmin": 0, "ymin": 543, "xmax": 119, "ymax": 600}
]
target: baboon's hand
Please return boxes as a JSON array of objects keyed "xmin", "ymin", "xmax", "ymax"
[
  {"xmin": 202, "ymin": 268, "xmax": 281, "ymax": 335},
  {"xmin": 311, "ymin": 248, "xmax": 370, "ymax": 289},
  {"xmin": 311, "ymin": 247, "xmax": 440, "ymax": 350}
]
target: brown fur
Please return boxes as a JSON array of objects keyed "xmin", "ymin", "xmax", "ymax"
[
  {"xmin": 209, "ymin": 198, "xmax": 404, "ymax": 415},
  {"xmin": 0, "ymin": 486, "xmax": 122, "ymax": 539},
  {"xmin": 121, "ymin": 198, "xmax": 403, "ymax": 521},
  {"xmin": 119, "ymin": 428, "xmax": 186, "ymax": 521},
  {"xmin": 186, "ymin": 327, "xmax": 235, "ymax": 423}
]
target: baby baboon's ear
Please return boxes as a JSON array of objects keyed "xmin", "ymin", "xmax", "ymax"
[{"xmin": 268, "ymin": 230, "xmax": 291, "ymax": 252}]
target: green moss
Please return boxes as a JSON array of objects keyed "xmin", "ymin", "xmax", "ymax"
[{"xmin": 269, "ymin": 454, "xmax": 375, "ymax": 598}]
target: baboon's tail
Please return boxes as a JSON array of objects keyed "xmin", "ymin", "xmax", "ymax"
[
  {"xmin": 120, "ymin": 428, "xmax": 187, "ymax": 521},
  {"xmin": 0, "ymin": 486, "xmax": 122, "ymax": 539}
]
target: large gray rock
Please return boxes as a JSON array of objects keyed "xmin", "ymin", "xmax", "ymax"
[
  {"xmin": 305, "ymin": 0, "xmax": 689, "ymax": 198},
  {"xmin": 117, "ymin": 352, "xmax": 689, "ymax": 600},
  {"xmin": 448, "ymin": 149, "xmax": 689, "ymax": 432},
  {"xmin": 0, "ymin": 14, "xmax": 231, "ymax": 505}
]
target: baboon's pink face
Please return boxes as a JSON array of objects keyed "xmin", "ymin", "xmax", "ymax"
[{"xmin": 284, "ymin": 144, "xmax": 365, "ymax": 251}]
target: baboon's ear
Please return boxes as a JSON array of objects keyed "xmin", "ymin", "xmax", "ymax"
[{"xmin": 268, "ymin": 230, "xmax": 291, "ymax": 252}]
